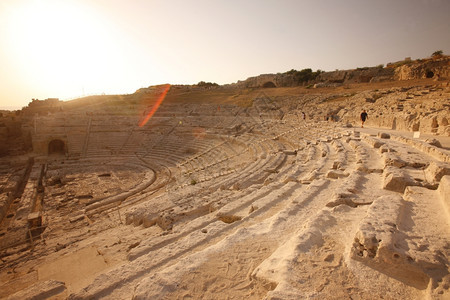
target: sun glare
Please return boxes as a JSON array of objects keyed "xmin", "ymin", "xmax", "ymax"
[
  {"xmin": 5, "ymin": 0, "xmax": 125, "ymax": 98},
  {"xmin": 138, "ymin": 84, "xmax": 171, "ymax": 128}
]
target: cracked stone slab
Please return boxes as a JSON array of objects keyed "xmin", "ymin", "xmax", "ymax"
[{"xmin": 350, "ymin": 195, "xmax": 430, "ymax": 289}]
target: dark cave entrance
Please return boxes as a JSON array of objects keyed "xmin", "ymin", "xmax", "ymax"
[
  {"xmin": 262, "ymin": 81, "xmax": 276, "ymax": 88},
  {"xmin": 48, "ymin": 139, "xmax": 66, "ymax": 155}
]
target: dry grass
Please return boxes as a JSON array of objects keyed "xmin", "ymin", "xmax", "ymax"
[{"xmin": 63, "ymin": 78, "xmax": 439, "ymax": 109}]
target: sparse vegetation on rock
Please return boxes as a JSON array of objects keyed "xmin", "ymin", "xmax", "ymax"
[
  {"xmin": 284, "ymin": 68, "xmax": 323, "ymax": 84},
  {"xmin": 432, "ymin": 50, "xmax": 444, "ymax": 58},
  {"xmin": 197, "ymin": 81, "xmax": 219, "ymax": 88}
]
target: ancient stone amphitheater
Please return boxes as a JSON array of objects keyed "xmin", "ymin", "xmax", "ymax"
[{"xmin": 0, "ymin": 79, "xmax": 449, "ymax": 299}]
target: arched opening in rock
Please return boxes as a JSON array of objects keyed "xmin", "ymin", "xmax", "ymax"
[
  {"xmin": 426, "ymin": 70, "xmax": 434, "ymax": 78},
  {"xmin": 262, "ymin": 81, "xmax": 276, "ymax": 88},
  {"xmin": 48, "ymin": 139, "xmax": 66, "ymax": 155}
]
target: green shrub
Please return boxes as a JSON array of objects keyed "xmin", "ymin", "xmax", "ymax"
[
  {"xmin": 392, "ymin": 60, "xmax": 413, "ymax": 68},
  {"xmin": 284, "ymin": 68, "xmax": 323, "ymax": 84},
  {"xmin": 197, "ymin": 81, "xmax": 219, "ymax": 88},
  {"xmin": 432, "ymin": 50, "xmax": 443, "ymax": 57}
]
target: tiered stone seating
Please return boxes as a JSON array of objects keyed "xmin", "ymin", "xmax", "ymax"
[
  {"xmin": 78, "ymin": 168, "xmax": 311, "ymax": 299},
  {"xmin": 118, "ymin": 129, "xmax": 151, "ymax": 155},
  {"xmin": 4, "ymin": 86, "xmax": 450, "ymax": 300},
  {"xmin": 85, "ymin": 131, "xmax": 130, "ymax": 157},
  {"xmin": 74, "ymin": 121, "xmax": 367, "ymax": 298},
  {"xmin": 180, "ymin": 142, "xmax": 232, "ymax": 175},
  {"xmin": 0, "ymin": 163, "xmax": 41, "ymax": 250},
  {"xmin": 84, "ymin": 162, "xmax": 156, "ymax": 214}
]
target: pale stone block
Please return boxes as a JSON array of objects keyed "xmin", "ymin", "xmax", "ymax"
[
  {"xmin": 364, "ymin": 136, "xmax": 384, "ymax": 148},
  {"xmin": 143, "ymin": 213, "xmax": 158, "ymax": 228},
  {"xmin": 438, "ymin": 175, "xmax": 450, "ymax": 220},
  {"xmin": 379, "ymin": 145, "xmax": 389, "ymax": 153},
  {"xmin": 6, "ymin": 280, "xmax": 66, "ymax": 300},
  {"xmin": 283, "ymin": 150, "xmax": 296, "ymax": 155},
  {"xmin": 326, "ymin": 170, "xmax": 349, "ymax": 179},
  {"xmin": 332, "ymin": 161, "xmax": 341, "ymax": 169},
  {"xmin": 27, "ymin": 211, "xmax": 42, "ymax": 228},
  {"xmin": 377, "ymin": 132, "xmax": 390, "ymax": 139},
  {"xmin": 425, "ymin": 161, "xmax": 450, "ymax": 184},
  {"xmin": 351, "ymin": 195, "xmax": 430, "ymax": 289},
  {"xmin": 383, "ymin": 152, "xmax": 406, "ymax": 168},
  {"xmin": 383, "ymin": 167, "xmax": 417, "ymax": 193}
]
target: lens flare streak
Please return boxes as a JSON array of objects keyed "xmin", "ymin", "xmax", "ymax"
[{"xmin": 138, "ymin": 84, "xmax": 171, "ymax": 127}]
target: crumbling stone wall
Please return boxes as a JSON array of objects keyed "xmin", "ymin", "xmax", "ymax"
[
  {"xmin": 234, "ymin": 67, "xmax": 395, "ymax": 88},
  {"xmin": 233, "ymin": 73, "xmax": 286, "ymax": 88},
  {"xmin": 0, "ymin": 126, "xmax": 8, "ymax": 156},
  {"xmin": 0, "ymin": 114, "xmax": 30, "ymax": 156},
  {"xmin": 234, "ymin": 58, "xmax": 449, "ymax": 89},
  {"xmin": 316, "ymin": 67, "xmax": 394, "ymax": 84},
  {"xmin": 395, "ymin": 57, "xmax": 450, "ymax": 80},
  {"xmin": 32, "ymin": 136, "xmax": 68, "ymax": 156}
]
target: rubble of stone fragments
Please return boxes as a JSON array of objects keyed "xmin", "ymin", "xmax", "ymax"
[{"xmin": 0, "ymin": 72, "xmax": 449, "ymax": 299}]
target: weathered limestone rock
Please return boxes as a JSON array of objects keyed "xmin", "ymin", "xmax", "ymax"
[
  {"xmin": 282, "ymin": 175, "xmax": 298, "ymax": 183},
  {"xmin": 383, "ymin": 152, "xmax": 407, "ymax": 168},
  {"xmin": 439, "ymin": 175, "xmax": 450, "ymax": 219},
  {"xmin": 316, "ymin": 66, "xmax": 394, "ymax": 84},
  {"xmin": 27, "ymin": 211, "xmax": 42, "ymax": 228},
  {"xmin": 394, "ymin": 57, "xmax": 450, "ymax": 80},
  {"xmin": 85, "ymin": 169, "xmax": 156, "ymax": 212},
  {"xmin": 263, "ymin": 177, "xmax": 274, "ymax": 185},
  {"xmin": 125, "ymin": 197, "xmax": 174, "ymax": 227},
  {"xmin": 235, "ymin": 67, "xmax": 394, "ymax": 88},
  {"xmin": 69, "ymin": 214, "xmax": 85, "ymax": 223},
  {"xmin": 383, "ymin": 167, "xmax": 417, "ymax": 193},
  {"xmin": 326, "ymin": 192, "xmax": 359, "ymax": 208},
  {"xmin": 391, "ymin": 135, "xmax": 450, "ymax": 162},
  {"xmin": 364, "ymin": 136, "xmax": 384, "ymax": 148},
  {"xmin": 142, "ymin": 213, "xmax": 159, "ymax": 228},
  {"xmin": 377, "ymin": 132, "xmax": 390, "ymax": 139},
  {"xmin": 326, "ymin": 170, "xmax": 349, "ymax": 179},
  {"xmin": 6, "ymin": 280, "xmax": 66, "ymax": 300},
  {"xmin": 379, "ymin": 145, "xmax": 389, "ymax": 153},
  {"xmin": 156, "ymin": 212, "xmax": 178, "ymax": 230},
  {"xmin": 425, "ymin": 138, "xmax": 442, "ymax": 148},
  {"xmin": 332, "ymin": 161, "xmax": 341, "ymax": 169},
  {"xmin": 401, "ymin": 185, "xmax": 450, "ymax": 291},
  {"xmin": 302, "ymin": 170, "xmax": 319, "ymax": 181},
  {"xmin": 0, "ymin": 193, "xmax": 12, "ymax": 224},
  {"xmin": 282, "ymin": 150, "xmax": 296, "ymax": 155},
  {"xmin": 351, "ymin": 195, "xmax": 430, "ymax": 289},
  {"xmin": 424, "ymin": 161, "xmax": 450, "ymax": 184}
]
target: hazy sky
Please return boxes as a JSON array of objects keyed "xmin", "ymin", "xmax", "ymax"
[{"xmin": 1, "ymin": 0, "xmax": 449, "ymax": 109}]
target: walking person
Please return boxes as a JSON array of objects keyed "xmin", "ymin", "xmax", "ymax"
[{"xmin": 360, "ymin": 109, "xmax": 368, "ymax": 128}]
